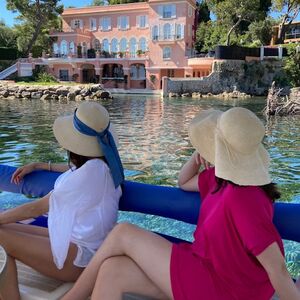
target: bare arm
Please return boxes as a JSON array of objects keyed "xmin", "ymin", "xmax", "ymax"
[
  {"xmin": 33, "ymin": 162, "xmax": 69, "ymax": 173},
  {"xmin": 11, "ymin": 162, "xmax": 69, "ymax": 184},
  {"xmin": 178, "ymin": 151, "xmax": 209, "ymax": 192},
  {"xmin": 256, "ymin": 242, "xmax": 300, "ymax": 300},
  {"xmin": 0, "ymin": 193, "xmax": 50, "ymax": 225}
]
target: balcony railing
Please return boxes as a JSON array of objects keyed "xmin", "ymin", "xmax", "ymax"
[
  {"xmin": 50, "ymin": 28, "xmax": 91, "ymax": 36},
  {"xmin": 152, "ymin": 34, "xmax": 183, "ymax": 42},
  {"xmin": 285, "ymin": 32, "xmax": 300, "ymax": 40},
  {"xmin": 45, "ymin": 51, "xmax": 148, "ymax": 60}
]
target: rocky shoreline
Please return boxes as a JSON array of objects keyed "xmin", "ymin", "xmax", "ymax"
[
  {"xmin": 0, "ymin": 83, "xmax": 113, "ymax": 101},
  {"xmin": 169, "ymin": 90, "xmax": 252, "ymax": 99},
  {"xmin": 264, "ymin": 84, "xmax": 300, "ymax": 116}
]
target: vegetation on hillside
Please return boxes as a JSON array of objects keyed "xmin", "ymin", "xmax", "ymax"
[{"xmin": 5, "ymin": 0, "xmax": 63, "ymax": 57}]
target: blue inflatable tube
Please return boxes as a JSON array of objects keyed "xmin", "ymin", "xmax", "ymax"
[{"xmin": 0, "ymin": 164, "xmax": 299, "ymax": 243}]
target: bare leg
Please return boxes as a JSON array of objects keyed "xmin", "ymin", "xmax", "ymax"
[
  {"xmin": 296, "ymin": 278, "xmax": 300, "ymax": 290},
  {"xmin": 91, "ymin": 256, "xmax": 169, "ymax": 300},
  {"xmin": 0, "ymin": 225, "xmax": 83, "ymax": 299},
  {"xmin": 1, "ymin": 223, "xmax": 49, "ymax": 236},
  {"xmin": 5, "ymin": 255, "xmax": 20, "ymax": 300},
  {"xmin": 62, "ymin": 223, "xmax": 173, "ymax": 300}
]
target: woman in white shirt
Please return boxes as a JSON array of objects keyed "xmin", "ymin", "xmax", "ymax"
[{"xmin": 0, "ymin": 101, "xmax": 124, "ymax": 300}]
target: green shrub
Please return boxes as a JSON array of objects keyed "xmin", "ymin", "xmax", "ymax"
[
  {"xmin": 36, "ymin": 72, "xmax": 58, "ymax": 83},
  {"xmin": 0, "ymin": 47, "xmax": 20, "ymax": 60},
  {"xmin": 282, "ymin": 44, "xmax": 300, "ymax": 87},
  {"xmin": 15, "ymin": 76, "xmax": 35, "ymax": 82}
]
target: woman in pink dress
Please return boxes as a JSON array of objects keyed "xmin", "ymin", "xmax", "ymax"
[{"xmin": 62, "ymin": 107, "xmax": 300, "ymax": 300}]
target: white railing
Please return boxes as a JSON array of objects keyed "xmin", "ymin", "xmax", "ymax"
[{"xmin": 0, "ymin": 63, "xmax": 17, "ymax": 80}]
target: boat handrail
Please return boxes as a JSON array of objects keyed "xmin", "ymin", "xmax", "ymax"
[{"xmin": 0, "ymin": 164, "xmax": 299, "ymax": 243}]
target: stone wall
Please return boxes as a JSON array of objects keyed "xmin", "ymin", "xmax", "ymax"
[
  {"xmin": 0, "ymin": 83, "xmax": 112, "ymax": 101},
  {"xmin": 163, "ymin": 59, "xmax": 285, "ymax": 97}
]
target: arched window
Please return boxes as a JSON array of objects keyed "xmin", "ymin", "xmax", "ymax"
[
  {"xmin": 152, "ymin": 25, "xmax": 158, "ymax": 40},
  {"xmin": 53, "ymin": 43, "xmax": 59, "ymax": 55},
  {"xmin": 138, "ymin": 37, "xmax": 147, "ymax": 52},
  {"xmin": 102, "ymin": 39, "xmax": 109, "ymax": 52},
  {"xmin": 176, "ymin": 24, "xmax": 183, "ymax": 39},
  {"xmin": 129, "ymin": 38, "xmax": 137, "ymax": 57},
  {"xmin": 163, "ymin": 46, "xmax": 171, "ymax": 59},
  {"xmin": 111, "ymin": 38, "xmax": 118, "ymax": 53},
  {"xmin": 163, "ymin": 23, "xmax": 171, "ymax": 40},
  {"xmin": 69, "ymin": 42, "xmax": 75, "ymax": 54},
  {"xmin": 60, "ymin": 40, "xmax": 68, "ymax": 56},
  {"xmin": 93, "ymin": 39, "xmax": 101, "ymax": 51},
  {"xmin": 120, "ymin": 38, "xmax": 127, "ymax": 52}
]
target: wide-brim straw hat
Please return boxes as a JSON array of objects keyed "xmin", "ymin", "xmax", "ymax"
[
  {"xmin": 53, "ymin": 101, "xmax": 118, "ymax": 157},
  {"xmin": 188, "ymin": 107, "xmax": 271, "ymax": 186}
]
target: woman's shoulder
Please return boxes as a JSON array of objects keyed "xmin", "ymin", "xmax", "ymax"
[
  {"xmin": 78, "ymin": 158, "xmax": 108, "ymax": 174},
  {"xmin": 58, "ymin": 159, "xmax": 108, "ymax": 186}
]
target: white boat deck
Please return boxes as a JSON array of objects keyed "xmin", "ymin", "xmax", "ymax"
[{"xmin": 0, "ymin": 246, "xmax": 157, "ymax": 300}]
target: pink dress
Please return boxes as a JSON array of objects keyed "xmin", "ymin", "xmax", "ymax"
[{"xmin": 170, "ymin": 168, "xmax": 284, "ymax": 300}]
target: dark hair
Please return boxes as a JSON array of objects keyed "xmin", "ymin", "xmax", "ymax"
[
  {"xmin": 68, "ymin": 151, "xmax": 105, "ymax": 169},
  {"xmin": 212, "ymin": 177, "xmax": 281, "ymax": 203}
]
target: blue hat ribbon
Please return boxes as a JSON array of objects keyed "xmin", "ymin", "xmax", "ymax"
[{"xmin": 73, "ymin": 109, "xmax": 124, "ymax": 188}]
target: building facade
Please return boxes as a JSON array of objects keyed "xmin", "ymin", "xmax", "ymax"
[
  {"xmin": 42, "ymin": 0, "xmax": 212, "ymax": 90},
  {"xmin": 271, "ymin": 21, "xmax": 300, "ymax": 45}
]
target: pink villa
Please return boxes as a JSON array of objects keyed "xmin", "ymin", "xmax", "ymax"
[{"xmin": 42, "ymin": 0, "xmax": 213, "ymax": 90}]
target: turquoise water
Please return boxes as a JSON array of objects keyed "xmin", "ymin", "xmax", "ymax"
[{"xmin": 0, "ymin": 95, "xmax": 299, "ymax": 276}]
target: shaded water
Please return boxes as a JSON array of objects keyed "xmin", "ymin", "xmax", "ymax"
[{"xmin": 0, "ymin": 95, "xmax": 299, "ymax": 276}]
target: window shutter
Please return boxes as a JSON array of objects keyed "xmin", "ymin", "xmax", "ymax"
[
  {"xmin": 108, "ymin": 18, "xmax": 111, "ymax": 30},
  {"xmin": 99, "ymin": 18, "xmax": 102, "ymax": 31},
  {"xmin": 171, "ymin": 5, "xmax": 176, "ymax": 18},
  {"xmin": 136, "ymin": 16, "xmax": 140, "ymax": 27},
  {"xmin": 80, "ymin": 20, "xmax": 83, "ymax": 29},
  {"xmin": 158, "ymin": 5, "xmax": 163, "ymax": 18},
  {"xmin": 171, "ymin": 23, "xmax": 175, "ymax": 38},
  {"xmin": 181, "ymin": 24, "xmax": 185, "ymax": 38},
  {"xmin": 159, "ymin": 24, "xmax": 163, "ymax": 39},
  {"xmin": 126, "ymin": 16, "xmax": 129, "ymax": 29},
  {"xmin": 145, "ymin": 15, "xmax": 148, "ymax": 27}
]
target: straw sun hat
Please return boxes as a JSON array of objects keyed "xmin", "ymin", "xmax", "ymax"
[
  {"xmin": 53, "ymin": 101, "xmax": 119, "ymax": 157},
  {"xmin": 188, "ymin": 107, "xmax": 271, "ymax": 186}
]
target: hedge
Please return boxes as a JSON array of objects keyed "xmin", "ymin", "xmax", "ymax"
[{"xmin": 0, "ymin": 47, "xmax": 20, "ymax": 60}]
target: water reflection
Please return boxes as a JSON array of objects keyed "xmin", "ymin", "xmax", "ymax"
[{"xmin": 0, "ymin": 96, "xmax": 299, "ymax": 276}]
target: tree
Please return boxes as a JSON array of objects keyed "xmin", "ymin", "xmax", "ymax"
[
  {"xmin": 196, "ymin": 1, "xmax": 210, "ymax": 24},
  {"xmin": 206, "ymin": 0, "xmax": 271, "ymax": 46},
  {"xmin": 108, "ymin": 0, "xmax": 145, "ymax": 4},
  {"xmin": 245, "ymin": 18, "xmax": 276, "ymax": 46},
  {"xmin": 90, "ymin": 0, "xmax": 106, "ymax": 5},
  {"xmin": 0, "ymin": 21, "xmax": 17, "ymax": 48},
  {"xmin": 272, "ymin": 0, "xmax": 300, "ymax": 43},
  {"xmin": 6, "ymin": 0, "xmax": 63, "ymax": 56},
  {"xmin": 195, "ymin": 21, "xmax": 228, "ymax": 52},
  {"xmin": 283, "ymin": 44, "xmax": 300, "ymax": 87}
]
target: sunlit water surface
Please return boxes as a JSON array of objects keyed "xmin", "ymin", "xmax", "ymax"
[{"xmin": 0, "ymin": 95, "xmax": 299, "ymax": 276}]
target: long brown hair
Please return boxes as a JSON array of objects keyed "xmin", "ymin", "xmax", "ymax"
[
  {"xmin": 68, "ymin": 151, "xmax": 105, "ymax": 169},
  {"xmin": 212, "ymin": 177, "xmax": 281, "ymax": 203}
]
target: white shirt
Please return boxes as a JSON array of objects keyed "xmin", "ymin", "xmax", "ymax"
[{"xmin": 48, "ymin": 159, "xmax": 122, "ymax": 269}]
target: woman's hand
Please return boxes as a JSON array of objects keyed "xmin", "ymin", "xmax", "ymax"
[
  {"xmin": 192, "ymin": 151, "xmax": 210, "ymax": 170},
  {"xmin": 11, "ymin": 163, "xmax": 37, "ymax": 185},
  {"xmin": 178, "ymin": 151, "xmax": 211, "ymax": 192}
]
